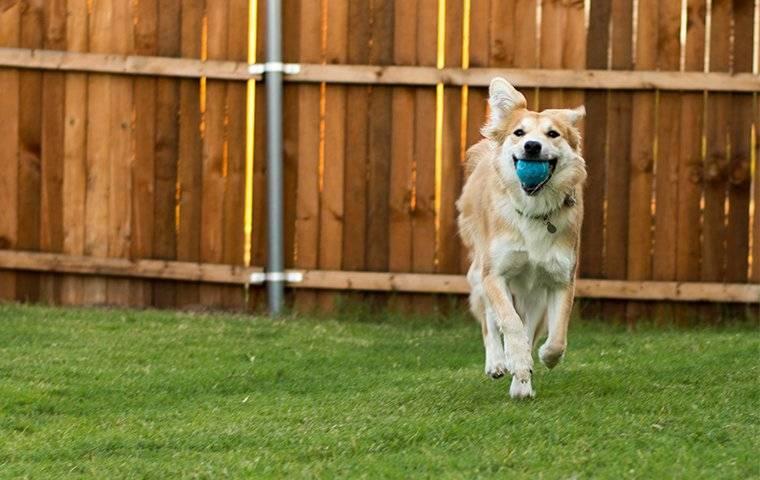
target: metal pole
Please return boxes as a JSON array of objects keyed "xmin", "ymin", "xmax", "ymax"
[{"xmin": 266, "ymin": 0, "xmax": 284, "ymax": 314}]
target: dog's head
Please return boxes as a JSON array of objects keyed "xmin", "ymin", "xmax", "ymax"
[{"xmin": 483, "ymin": 77, "xmax": 587, "ymax": 202}]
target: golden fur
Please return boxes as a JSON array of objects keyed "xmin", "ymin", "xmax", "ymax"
[{"xmin": 456, "ymin": 78, "xmax": 587, "ymax": 399}]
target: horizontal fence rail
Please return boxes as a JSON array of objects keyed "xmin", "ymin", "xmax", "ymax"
[
  {"xmin": 0, "ymin": 48, "xmax": 758, "ymax": 92},
  {"xmin": 0, "ymin": 251, "xmax": 758, "ymax": 303}
]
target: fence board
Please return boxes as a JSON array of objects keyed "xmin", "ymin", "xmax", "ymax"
[
  {"xmin": 291, "ymin": 0, "xmax": 321, "ymax": 311},
  {"xmin": 39, "ymin": 0, "xmax": 66, "ymax": 305},
  {"xmin": 176, "ymin": 0, "xmax": 204, "ymax": 308},
  {"xmin": 626, "ymin": 0, "xmax": 657, "ymax": 323},
  {"xmin": 703, "ymin": 0, "xmax": 732, "ymax": 288},
  {"xmin": 366, "ymin": 0, "xmax": 394, "ymax": 282},
  {"xmin": 17, "ymin": 0, "xmax": 43, "ymax": 303},
  {"xmin": 222, "ymin": 0, "xmax": 248, "ymax": 310},
  {"xmin": 652, "ymin": 0, "xmax": 683, "ymax": 322},
  {"xmin": 318, "ymin": 0, "xmax": 348, "ymax": 311},
  {"xmin": 582, "ymin": 0, "xmax": 610, "ymax": 320},
  {"xmin": 0, "ymin": 3, "xmax": 20, "ymax": 302},
  {"xmin": 132, "ymin": 0, "xmax": 158, "ymax": 307},
  {"xmin": 61, "ymin": 0, "xmax": 87, "ymax": 306},
  {"xmin": 726, "ymin": 0, "xmax": 753, "ymax": 284},
  {"xmin": 674, "ymin": 0, "xmax": 706, "ymax": 323},
  {"xmin": 438, "ymin": 0, "xmax": 464, "ymax": 277},
  {"xmin": 603, "ymin": 0, "xmax": 633, "ymax": 321},
  {"xmin": 388, "ymin": 0, "xmax": 416, "ymax": 311},
  {"xmin": 152, "ymin": 0, "xmax": 181, "ymax": 308},
  {"xmin": 83, "ymin": 0, "xmax": 112, "ymax": 305},
  {"xmin": 340, "ymin": 0, "xmax": 371, "ymax": 309}
]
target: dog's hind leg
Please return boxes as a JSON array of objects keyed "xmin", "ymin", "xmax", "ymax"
[{"xmin": 539, "ymin": 283, "xmax": 575, "ymax": 369}]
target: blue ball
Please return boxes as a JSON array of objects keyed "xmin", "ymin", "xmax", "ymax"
[{"xmin": 515, "ymin": 160, "xmax": 551, "ymax": 188}]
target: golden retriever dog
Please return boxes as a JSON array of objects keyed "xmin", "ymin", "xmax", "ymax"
[{"xmin": 457, "ymin": 77, "xmax": 586, "ymax": 399}]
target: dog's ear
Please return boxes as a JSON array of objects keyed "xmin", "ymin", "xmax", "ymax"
[
  {"xmin": 483, "ymin": 77, "xmax": 527, "ymax": 140},
  {"xmin": 543, "ymin": 105, "xmax": 586, "ymax": 126}
]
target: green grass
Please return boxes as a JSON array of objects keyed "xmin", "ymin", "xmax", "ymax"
[{"xmin": 0, "ymin": 304, "xmax": 758, "ymax": 479}]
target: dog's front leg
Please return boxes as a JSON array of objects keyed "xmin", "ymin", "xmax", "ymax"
[
  {"xmin": 483, "ymin": 274, "xmax": 534, "ymax": 399},
  {"xmin": 539, "ymin": 282, "xmax": 575, "ymax": 369}
]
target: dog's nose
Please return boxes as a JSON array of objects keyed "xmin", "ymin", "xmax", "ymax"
[{"xmin": 524, "ymin": 141, "xmax": 542, "ymax": 156}]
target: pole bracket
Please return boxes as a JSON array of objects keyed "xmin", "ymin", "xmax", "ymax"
[
  {"xmin": 248, "ymin": 62, "xmax": 301, "ymax": 75},
  {"xmin": 249, "ymin": 271, "xmax": 304, "ymax": 285}
]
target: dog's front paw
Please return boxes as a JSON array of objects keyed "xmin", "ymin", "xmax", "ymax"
[
  {"xmin": 539, "ymin": 342, "xmax": 565, "ymax": 369},
  {"xmin": 485, "ymin": 355, "xmax": 508, "ymax": 379},
  {"xmin": 509, "ymin": 370, "xmax": 535, "ymax": 399}
]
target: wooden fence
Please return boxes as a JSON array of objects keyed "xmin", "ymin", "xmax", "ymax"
[{"xmin": 0, "ymin": 0, "xmax": 758, "ymax": 322}]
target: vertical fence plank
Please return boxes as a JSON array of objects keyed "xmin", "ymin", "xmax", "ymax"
[
  {"xmin": 411, "ymin": 0, "xmax": 438, "ymax": 312},
  {"xmin": 152, "ymin": 0, "xmax": 181, "ymax": 308},
  {"xmin": 702, "ymin": 0, "xmax": 732, "ymax": 320},
  {"xmin": 176, "ymin": 0, "xmax": 204, "ymax": 308},
  {"xmin": 388, "ymin": 0, "xmax": 416, "ymax": 311},
  {"xmin": 222, "ymin": 0, "xmax": 249, "ymax": 310},
  {"xmin": 538, "ymin": 0, "xmax": 565, "ymax": 110},
  {"xmin": 726, "ymin": 0, "xmax": 753, "ymax": 284},
  {"xmin": 652, "ymin": 0, "xmax": 683, "ymax": 322},
  {"xmin": 438, "ymin": 0, "xmax": 464, "ymax": 279},
  {"xmin": 61, "ymin": 0, "xmax": 87, "ymax": 306},
  {"xmin": 84, "ymin": 0, "xmax": 112, "ymax": 305},
  {"xmin": 17, "ymin": 0, "xmax": 44, "ymax": 303},
  {"xmin": 106, "ymin": 0, "xmax": 135, "ymax": 307},
  {"xmin": 0, "ymin": 4, "xmax": 20, "ymax": 302},
  {"xmin": 291, "ymin": 0, "xmax": 321, "ymax": 311},
  {"xmin": 341, "ymin": 0, "xmax": 371, "ymax": 307},
  {"xmin": 675, "ymin": 0, "xmax": 706, "ymax": 323},
  {"xmin": 39, "ymin": 0, "xmax": 66, "ymax": 305},
  {"xmin": 132, "ymin": 0, "xmax": 158, "ymax": 307},
  {"xmin": 318, "ymin": 0, "xmax": 348, "ymax": 311},
  {"xmin": 626, "ymin": 0, "xmax": 657, "ymax": 324},
  {"xmin": 249, "ymin": 0, "xmax": 268, "ymax": 312},
  {"xmin": 603, "ymin": 0, "xmax": 633, "ymax": 321},
  {"xmin": 200, "ymin": 0, "xmax": 231, "ymax": 309},
  {"xmin": 365, "ymin": 0, "xmax": 395, "ymax": 309},
  {"xmin": 582, "ymin": 0, "xmax": 610, "ymax": 320}
]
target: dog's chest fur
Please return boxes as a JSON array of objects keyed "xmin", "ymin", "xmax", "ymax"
[{"xmin": 489, "ymin": 213, "xmax": 576, "ymax": 294}]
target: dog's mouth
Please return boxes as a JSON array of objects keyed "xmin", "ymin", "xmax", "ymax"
[{"xmin": 513, "ymin": 156, "xmax": 558, "ymax": 196}]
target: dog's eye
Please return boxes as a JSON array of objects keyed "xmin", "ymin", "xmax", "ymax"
[
  {"xmin": 513, "ymin": 129, "xmax": 526, "ymax": 137},
  {"xmin": 547, "ymin": 130, "xmax": 560, "ymax": 138}
]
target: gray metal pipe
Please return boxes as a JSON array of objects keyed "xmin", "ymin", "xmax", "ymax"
[{"xmin": 265, "ymin": 0, "xmax": 284, "ymax": 314}]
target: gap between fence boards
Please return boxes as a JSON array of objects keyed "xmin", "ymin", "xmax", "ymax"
[
  {"xmin": 0, "ymin": 48, "xmax": 758, "ymax": 92},
  {"xmin": 0, "ymin": 251, "xmax": 757, "ymax": 303}
]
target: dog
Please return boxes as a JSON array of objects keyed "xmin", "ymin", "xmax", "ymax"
[{"xmin": 456, "ymin": 77, "xmax": 586, "ymax": 399}]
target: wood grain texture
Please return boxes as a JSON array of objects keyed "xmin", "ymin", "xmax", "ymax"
[
  {"xmin": 725, "ymin": 0, "xmax": 753, "ymax": 284},
  {"xmin": 151, "ymin": 0, "xmax": 181, "ymax": 308},
  {"xmin": 2, "ymin": 250, "xmax": 758, "ymax": 304},
  {"xmin": 674, "ymin": 0, "xmax": 706, "ymax": 322},
  {"xmin": 292, "ymin": 0, "xmax": 321, "ymax": 311},
  {"xmin": 132, "ymin": 0, "xmax": 158, "ymax": 307},
  {"xmin": 39, "ymin": 0, "xmax": 66, "ymax": 305},
  {"xmin": 0, "ymin": 3, "xmax": 20, "ymax": 301},
  {"xmin": 652, "ymin": 0, "xmax": 683, "ymax": 321},
  {"xmin": 17, "ymin": 0, "xmax": 44, "ymax": 303},
  {"xmin": 221, "ymin": 0, "xmax": 248, "ymax": 310},
  {"xmin": 437, "ymin": 0, "xmax": 464, "ymax": 277},
  {"xmin": 581, "ymin": 0, "xmax": 610, "ymax": 320},
  {"xmin": 60, "ymin": 0, "xmax": 87, "ymax": 306},
  {"xmin": 626, "ymin": 0, "xmax": 657, "ymax": 323},
  {"xmin": 603, "ymin": 0, "xmax": 633, "ymax": 321},
  {"xmin": 317, "ymin": 0, "xmax": 348, "ymax": 311},
  {"xmin": 176, "ymin": 0, "xmax": 204, "ymax": 308}
]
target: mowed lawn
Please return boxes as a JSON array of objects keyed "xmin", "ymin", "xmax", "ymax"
[{"xmin": 0, "ymin": 304, "xmax": 758, "ymax": 479}]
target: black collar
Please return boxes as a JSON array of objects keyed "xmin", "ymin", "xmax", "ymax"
[{"xmin": 513, "ymin": 194, "xmax": 576, "ymax": 234}]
